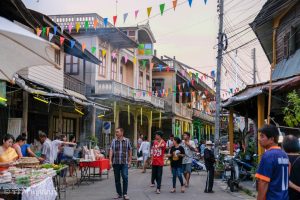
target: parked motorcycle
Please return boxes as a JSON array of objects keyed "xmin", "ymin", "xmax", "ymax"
[{"xmin": 191, "ymin": 153, "xmax": 206, "ymax": 174}]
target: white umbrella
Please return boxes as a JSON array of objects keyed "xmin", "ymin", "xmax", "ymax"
[{"xmin": 0, "ymin": 17, "xmax": 59, "ymax": 82}]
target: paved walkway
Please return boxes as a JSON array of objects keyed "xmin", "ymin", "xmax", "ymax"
[{"xmin": 67, "ymin": 167, "xmax": 255, "ymax": 200}]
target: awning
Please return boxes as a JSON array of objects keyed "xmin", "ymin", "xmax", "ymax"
[
  {"xmin": 72, "ymin": 28, "xmax": 138, "ymax": 49},
  {"xmin": 0, "ymin": 17, "xmax": 58, "ymax": 82},
  {"xmin": 222, "ymin": 75, "xmax": 300, "ymax": 108},
  {"xmin": 14, "ymin": 74, "xmax": 110, "ymax": 111}
]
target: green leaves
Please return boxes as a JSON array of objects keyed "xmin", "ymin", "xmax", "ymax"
[{"xmin": 283, "ymin": 90, "xmax": 300, "ymax": 127}]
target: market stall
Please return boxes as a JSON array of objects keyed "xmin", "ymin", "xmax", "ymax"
[{"xmin": 0, "ymin": 157, "xmax": 68, "ymax": 200}]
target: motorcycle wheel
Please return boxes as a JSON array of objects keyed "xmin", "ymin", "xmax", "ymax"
[{"xmin": 229, "ymin": 180, "xmax": 235, "ymax": 192}]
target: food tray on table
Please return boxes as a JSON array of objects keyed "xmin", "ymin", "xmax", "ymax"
[{"xmin": 15, "ymin": 157, "xmax": 40, "ymax": 168}]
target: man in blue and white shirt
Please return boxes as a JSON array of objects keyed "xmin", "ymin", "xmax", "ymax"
[{"xmin": 255, "ymin": 124, "xmax": 289, "ymax": 200}]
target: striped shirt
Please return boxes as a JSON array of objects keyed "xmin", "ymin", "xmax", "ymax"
[{"xmin": 110, "ymin": 137, "xmax": 132, "ymax": 164}]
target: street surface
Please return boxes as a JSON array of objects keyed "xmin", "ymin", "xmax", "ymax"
[{"xmin": 67, "ymin": 167, "xmax": 255, "ymax": 200}]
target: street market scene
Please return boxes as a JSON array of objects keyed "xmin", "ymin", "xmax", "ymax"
[{"xmin": 0, "ymin": 0, "xmax": 300, "ymax": 200}]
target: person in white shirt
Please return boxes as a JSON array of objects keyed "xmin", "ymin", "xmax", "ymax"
[
  {"xmin": 52, "ymin": 134, "xmax": 76, "ymax": 164},
  {"xmin": 181, "ymin": 132, "xmax": 197, "ymax": 187},
  {"xmin": 139, "ymin": 136, "xmax": 150, "ymax": 173}
]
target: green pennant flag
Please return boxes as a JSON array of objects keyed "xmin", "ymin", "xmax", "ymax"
[
  {"xmin": 91, "ymin": 47, "xmax": 96, "ymax": 54},
  {"xmin": 160, "ymin": 4, "xmax": 165, "ymax": 16},
  {"xmin": 142, "ymin": 60, "xmax": 147, "ymax": 67},
  {"xmin": 42, "ymin": 27, "xmax": 46, "ymax": 36},
  {"xmin": 84, "ymin": 20, "xmax": 89, "ymax": 31}
]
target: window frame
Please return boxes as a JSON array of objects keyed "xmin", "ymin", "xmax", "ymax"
[{"xmin": 64, "ymin": 55, "xmax": 80, "ymax": 75}]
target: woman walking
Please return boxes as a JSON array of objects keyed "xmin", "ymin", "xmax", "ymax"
[
  {"xmin": 139, "ymin": 136, "xmax": 150, "ymax": 173},
  {"xmin": 168, "ymin": 137, "xmax": 185, "ymax": 193}
]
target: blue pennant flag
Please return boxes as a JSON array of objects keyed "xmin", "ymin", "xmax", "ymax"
[
  {"xmin": 230, "ymin": 88, "xmax": 233, "ymax": 93},
  {"xmin": 186, "ymin": 92, "xmax": 189, "ymax": 97},
  {"xmin": 159, "ymin": 64, "xmax": 162, "ymax": 71},
  {"xmin": 103, "ymin": 18, "xmax": 108, "ymax": 27},
  {"xmin": 53, "ymin": 26, "xmax": 57, "ymax": 35},
  {"xmin": 143, "ymin": 91, "xmax": 145, "ymax": 97},
  {"xmin": 204, "ymin": 0, "xmax": 208, "ymax": 5},
  {"xmin": 188, "ymin": 0, "xmax": 193, "ymax": 7},
  {"xmin": 70, "ymin": 40, "xmax": 75, "ymax": 48},
  {"xmin": 187, "ymin": 81, "xmax": 190, "ymax": 88}
]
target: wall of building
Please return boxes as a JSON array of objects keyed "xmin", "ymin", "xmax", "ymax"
[{"xmin": 18, "ymin": 49, "xmax": 64, "ymax": 91}]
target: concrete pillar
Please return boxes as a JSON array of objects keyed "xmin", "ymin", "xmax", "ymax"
[
  {"xmin": 107, "ymin": 45, "xmax": 112, "ymax": 80},
  {"xmin": 21, "ymin": 91, "xmax": 28, "ymax": 134},
  {"xmin": 134, "ymin": 111, "xmax": 138, "ymax": 148},
  {"xmin": 148, "ymin": 112, "xmax": 152, "ymax": 141},
  {"xmin": 115, "ymin": 105, "xmax": 120, "ymax": 128},
  {"xmin": 229, "ymin": 108, "xmax": 234, "ymax": 156},
  {"xmin": 90, "ymin": 106, "xmax": 96, "ymax": 137},
  {"xmin": 172, "ymin": 117, "xmax": 176, "ymax": 136},
  {"xmin": 117, "ymin": 52, "xmax": 121, "ymax": 82},
  {"xmin": 257, "ymin": 94, "xmax": 265, "ymax": 161}
]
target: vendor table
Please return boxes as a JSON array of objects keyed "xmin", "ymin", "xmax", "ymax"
[
  {"xmin": 0, "ymin": 177, "xmax": 57, "ymax": 200},
  {"xmin": 79, "ymin": 159, "xmax": 110, "ymax": 184},
  {"xmin": 53, "ymin": 166, "xmax": 68, "ymax": 200}
]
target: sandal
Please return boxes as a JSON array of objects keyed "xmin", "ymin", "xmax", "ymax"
[
  {"xmin": 170, "ymin": 189, "xmax": 176, "ymax": 193},
  {"xmin": 123, "ymin": 195, "xmax": 130, "ymax": 200},
  {"xmin": 156, "ymin": 189, "xmax": 161, "ymax": 194},
  {"xmin": 150, "ymin": 184, "xmax": 155, "ymax": 187},
  {"xmin": 181, "ymin": 186, "xmax": 185, "ymax": 193},
  {"xmin": 113, "ymin": 195, "xmax": 122, "ymax": 199}
]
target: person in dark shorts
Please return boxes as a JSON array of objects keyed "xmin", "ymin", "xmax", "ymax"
[
  {"xmin": 168, "ymin": 137, "xmax": 185, "ymax": 193},
  {"xmin": 282, "ymin": 135, "xmax": 300, "ymax": 200}
]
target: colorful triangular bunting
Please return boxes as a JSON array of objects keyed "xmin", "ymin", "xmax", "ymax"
[
  {"xmin": 76, "ymin": 22, "xmax": 80, "ymax": 32},
  {"xmin": 49, "ymin": 33, "xmax": 53, "ymax": 41},
  {"xmin": 91, "ymin": 46, "xmax": 96, "ymax": 54},
  {"xmin": 70, "ymin": 40, "xmax": 75, "ymax": 48},
  {"xmin": 104, "ymin": 18, "xmax": 108, "ymax": 27},
  {"xmin": 82, "ymin": 42, "xmax": 86, "ymax": 52},
  {"xmin": 173, "ymin": 0, "xmax": 177, "ymax": 10},
  {"xmin": 59, "ymin": 36, "xmax": 65, "ymax": 45},
  {"xmin": 123, "ymin": 13, "xmax": 128, "ymax": 23},
  {"xmin": 160, "ymin": 4, "xmax": 165, "ymax": 16},
  {"xmin": 147, "ymin": 7, "xmax": 152, "ymax": 17},
  {"xmin": 53, "ymin": 26, "xmax": 57, "ymax": 35},
  {"xmin": 113, "ymin": 16, "xmax": 117, "ymax": 26},
  {"xmin": 93, "ymin": 19, "xmax": 98, "ymax": 29},
  {"xmin": 188, "ymin": 0, "xmax": 193, "ymax": 7},
  {"xmin": 135, "ymin": 10, "xmax": 139, "ymax": 19}
]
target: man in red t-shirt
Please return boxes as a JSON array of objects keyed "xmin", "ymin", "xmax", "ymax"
[{"xmin": 150, "ymin": 131, "xmax": 166, "ymax": 194}]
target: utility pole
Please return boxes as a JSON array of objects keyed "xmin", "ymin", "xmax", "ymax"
[
  {"xmin": 252, "ymin": 48, "xmax": 256, "ymax": 84},
  {"xmin": 214, "ymin": 0, "xmax": 224, "ymax": 155}
]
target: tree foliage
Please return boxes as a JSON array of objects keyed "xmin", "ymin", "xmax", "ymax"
[{"xmin": 283, "ymin": 90, "xmax": 300, "ymax": 127}]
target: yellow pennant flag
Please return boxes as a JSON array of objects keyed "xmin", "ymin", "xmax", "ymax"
[
  {"xmin": 133, "ymin": 57, "xmax": 137, "ymax": 65},
  {"xmin": 76, "ymin": 22, "xmax": 80, "ymax": 32},
  {"xmin": 147, "ymin": 7, "xmax": 152, "ymax": 17},
  {"xmin": 102, "ymin": 49, "xmax": 107, "ymax": 57}
]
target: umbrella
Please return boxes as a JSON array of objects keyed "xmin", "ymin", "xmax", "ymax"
[{"xmin": 0, "ymin": 17, "xmax": 59, "ymax": 82}]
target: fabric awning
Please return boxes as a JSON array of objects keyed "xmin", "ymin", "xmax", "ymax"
[
  {"xmin": 15, "ymin": 74, "xmax": 110, "ymax": 111},
  {"xmin": 222, "ymin": 75, "xmax": 300, "ymax": 108}
]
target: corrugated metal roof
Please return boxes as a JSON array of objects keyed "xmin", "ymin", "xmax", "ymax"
[{"xmin": 272, "ymin": 49, "xmax": 300, "ymax": 80}]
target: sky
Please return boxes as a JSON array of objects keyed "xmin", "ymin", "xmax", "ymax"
[{"xmin": 23, "ymin": 0, "xmax": 270, "ymax": 97}]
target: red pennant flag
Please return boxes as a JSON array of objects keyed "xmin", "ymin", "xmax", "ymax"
[
  {"xmin": 46, "ymin": 27, "xmax": 50, "ymax": 36},
  {"xmin": 192, "ymin": 91, "xmax": 195, "ymax": 97},
  {"xmin": 191, "ymin": 79, "xmax": 195, "ymax": 85},
  {"xmin": 59, "ymin": 36, "xmax": 65, "ymax": 45},
  {"xmin": 173, "ymin": 0, "xmax": 177, "ymax": 10},
  {"xmin": 166, "ymin": 66, "xmax": 170, "ymax": 72},
  {"xmin": 82, "ymin": 42, "xmax": 86, "ymax": 52},
  {"xmin": 178, "ymin": 84, "xmax": 181, "ymax": 90},
  {"xmin": 205, "ymin": 90, "xmax": 208, "ymax": 96},
  {"xmin": 150, "ymin": 62, "xmax": 154, "ymax": 70},
  {"xmin": 113, "ymin": 16, "xmax": 117, "ymax": 26}
]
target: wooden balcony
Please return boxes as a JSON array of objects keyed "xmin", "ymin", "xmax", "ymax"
[
  {"xmin": 95, "ymin": 80, "xmax": 165, "ymax": 109},
  {"xmin": 64, "ymin": 74, "xmax": 86, "ymax": 95},
  {"xmin": 193, "ymin": 109, "xmax": 215, "ymax": 123},
  {"xmin": 175, "ymin": 103, "xmax": 193, "ymax": 119}
]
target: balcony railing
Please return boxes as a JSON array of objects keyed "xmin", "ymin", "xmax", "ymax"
[
  {"xmin": 193, "ymin": 109, "xmax": 215, "ymax": 123},
  {"xmin": 175, "ymin": 103, "xmax": 193, "ymax": 119},
  {"xmin": 95, "ymin": 80, "xmax": 165, "ymax": 109},
  {"xmin": 64, "ymin": 74, "xmax": 86, "ymax": 95}
]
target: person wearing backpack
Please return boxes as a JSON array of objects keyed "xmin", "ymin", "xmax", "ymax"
[{"xmin": 282, "ymin": 135, "xmax": 300, "ymax": 200}]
